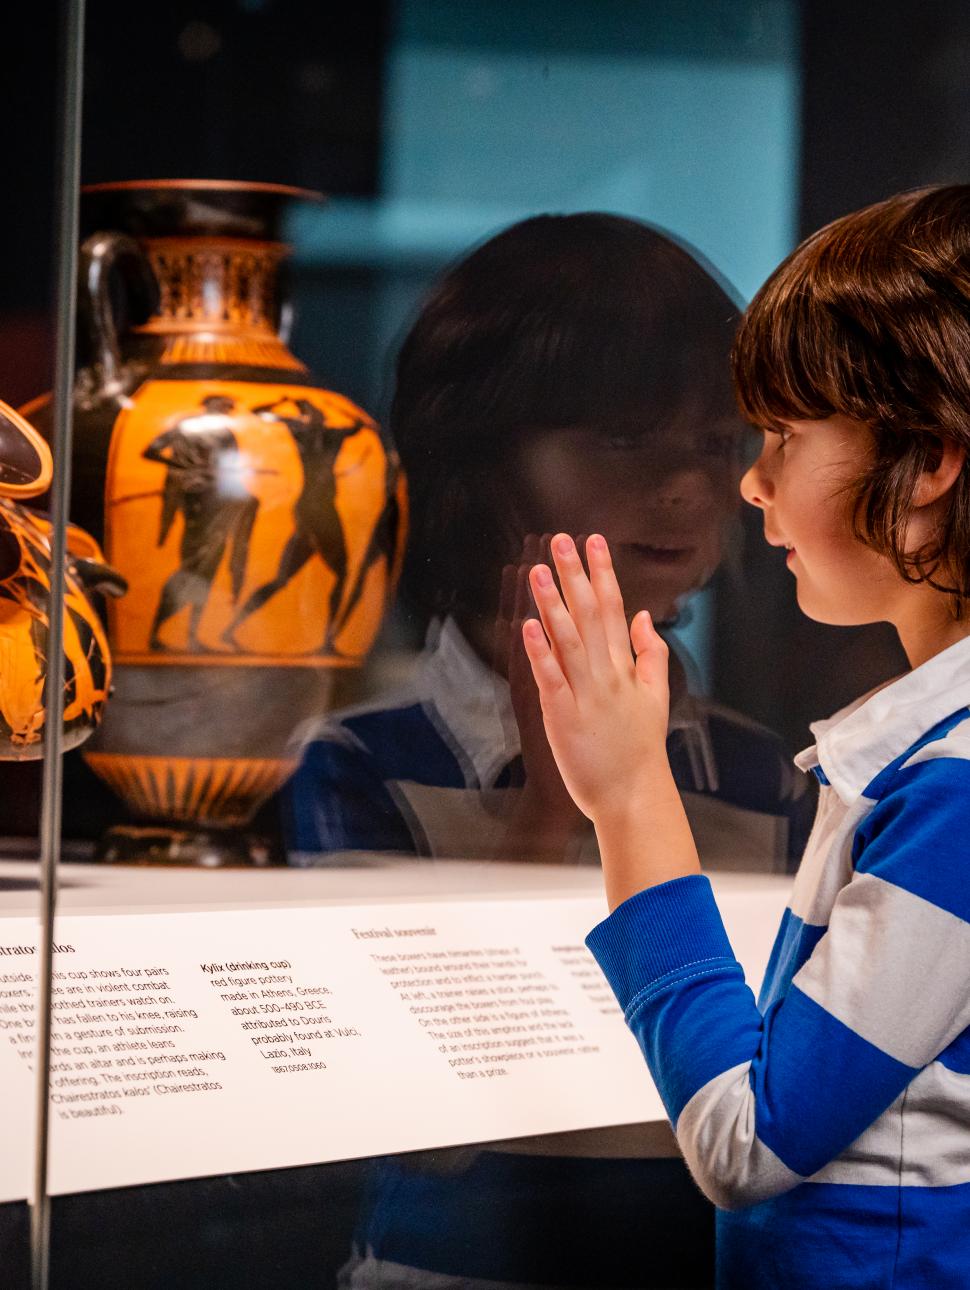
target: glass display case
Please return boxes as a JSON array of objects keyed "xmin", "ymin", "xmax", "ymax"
[{"xmin": 1, "ymin": 1, "xmax": 964, "ymax": 1285}]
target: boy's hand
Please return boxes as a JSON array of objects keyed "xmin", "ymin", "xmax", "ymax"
[
  {"xmin": 495, "ymin": 535, "xmax": 587, "ymax": 859},
  {"xmin": 522, "ymin": 533, "xmax": 672, "ymax": 829}
]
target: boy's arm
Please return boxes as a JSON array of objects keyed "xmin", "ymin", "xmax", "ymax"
[
  {"xmin": 588, "ymin": 753, "xmax": 970, "ymax": 1208},
  {"xmin": 523, "ymin": 536, "xmax": 970, "ymax": 1207}
]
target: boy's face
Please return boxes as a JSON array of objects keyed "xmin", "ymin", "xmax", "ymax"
[
  {"xmin": 508, "ymin": 413, "xmax": 742, "ymax": 622},
  {"xmin": 740, "ymin": 415, "xmax": 899, "ymax": 625}
]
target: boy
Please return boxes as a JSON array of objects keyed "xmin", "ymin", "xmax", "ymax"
[{"xmin": 524, "ymin": 185, "xmax": 970, "ymax": 1288}]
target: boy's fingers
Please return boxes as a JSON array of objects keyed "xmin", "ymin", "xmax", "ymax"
[
  {"xmin": 513, "ymin": 558, "xmax": 535, "ymax": 625},
  {"xmin": 522, "ymin": 532, "xmax": 541, "ymax": 563},
  {"xmin": 529, "ymin": 563, "xmax": 589, "ymax": 687},
  {"xmin": 630, "ymin": 607, "xmax": 659, "ymax": 653},
  {"xmin": 549, "ymin": 533, "xmax": 611, "ymax": 672},
  {"xmin": 508, "ymin": 570, "xmax": 536, "ymax": 690},
  {"xmin": 498, "ymin": 562, "xmax": 517, "ymax": 623},
  {"xmin": 505, "ymin": 534, "xmax": 541, "ymax": 627},
  {"xmin": 586, "ymin": 535, "xmax": 634, "ymax": 668},
  {"xmin": 631, "ymin": 610, "xmax": 670, "ymax": 689},
  {"xmin": 521, "ymin": 618, "xmax": 571, "ymax": 707}
]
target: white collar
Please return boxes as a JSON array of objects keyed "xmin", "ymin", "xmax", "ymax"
[
  {"xmin": 793, "ymin": 633, "xmax": 970, "ymax": 803},
  {"xmin": 420, "ymin": 617, "xmax": 719, "ymax": 794},
  {"xmin": 419, "ymin": 618, "xmax": 519, "ymax": 790}
]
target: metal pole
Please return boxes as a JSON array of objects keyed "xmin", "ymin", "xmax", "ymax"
[{"xmin": 30, "ymin": 1, "xmax": 85, "ymax": 1286}]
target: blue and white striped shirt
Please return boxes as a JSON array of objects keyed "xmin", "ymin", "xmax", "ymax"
[{"xmin": 588, "ymin": 633, "xmax": 970, "ymax": 1289}]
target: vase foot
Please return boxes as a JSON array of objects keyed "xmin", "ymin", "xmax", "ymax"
[{"xmin": 95, "ymin": 824, "xmax": 284, "ymax": 868}]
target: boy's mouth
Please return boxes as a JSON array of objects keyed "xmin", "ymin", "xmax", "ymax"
[
  {"xmin": 626, "ymin": 542, "xmax": 695, "ymax": 565},
  {"xmin": 765, "ymin": 533, "xmax": 795, "ymax": 555}
]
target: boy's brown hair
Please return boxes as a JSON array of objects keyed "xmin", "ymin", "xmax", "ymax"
[
  {"xmin": 732, "ymin": 184, "xmax": 970, "ymax": 615},
  {"xmin": 393, "ymin": 212, "xmax": 740, "ymax": 625}
]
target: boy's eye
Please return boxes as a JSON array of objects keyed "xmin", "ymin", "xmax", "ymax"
[
  {"xmin": 701, "ymin": 433, "xmax": 736, "ymax": 459},
  {"xmin": 606, "ymin": 433, "xmax": 639, "ymax": 450}
]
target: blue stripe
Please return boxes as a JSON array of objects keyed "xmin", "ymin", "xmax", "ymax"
[
  {"xmin": 757, "ymin": 908, "xmax": 827, "ymax": 1012},
  {"xmin": 284, "ymin": 739, "xmax": 417, "ymax": 853},
  {"xmin": 861, "ymin": 706, "xmax": 970, "ymax": 800},
  {"xmin": 852, "ymin": 755, "xmax": 970, "ymax": 920},
  {"xmin": 718, "ymin": 1177, "xmax": 970, "ymax": 1290},
  {"xmin": 938, "ymin": 1027, "xmax": 970, "ymax": 1076},
  {"xmin": 587, "ymin": 875, "xmax": 738, "ymax": 1006},
  {"xmin": 285, "ymin": 702, "xmax": 470, "ymax": 854},
  {"xmin": 588, "ymin": 877, "xmax": 767, "ymax": 1122},
  {"xmin": 343, "ymin": 704, "xmax": 467, "ymax": 788},
  {"xmin": 633, "ymin": 965, "xmax": 763, "ymax": 1123},
  {"xmin": 668, "ymin": 709, "xmax": 796, "ymax": 815},
  {"xmin": 751, "ymin": 986, "xmax": 917, "ymax": 1177}
]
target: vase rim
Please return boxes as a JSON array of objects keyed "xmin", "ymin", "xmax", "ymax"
[
  {"xmin": 0, "ymin": 399, "xmax": 53, "ymax": 498},
  {"xmin": 82, "ymin": 179, "xmax": 324, "ymax": 203}
]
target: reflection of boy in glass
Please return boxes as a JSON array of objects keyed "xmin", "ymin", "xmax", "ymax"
[
  {"xmin": 287, "ymin": 215, "xmax": 811, "ymax": 870},
  {"xmin": 285, "ymin": 215, "xmax": 813, "ymax": 1290}
]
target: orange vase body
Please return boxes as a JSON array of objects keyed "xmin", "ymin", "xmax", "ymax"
[
  {"xmin": 0, "ymin": 400, "xmax": 122, "ymax": 758},
  {"xmin": 25, "ymin": 182, "xmax": 405, "ymax": 861}
]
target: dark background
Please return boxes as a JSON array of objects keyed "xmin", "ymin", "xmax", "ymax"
[
  {"xmin": 1, "ymin": 0, "xmax": 388, "ymax": 402},
  {"xmin": 6, "ymin": 0, "xmax": 963, "ymax": 795},
  {"xmin": 716, "ymin": 0, "xmax": 970, "ymax": 741}
]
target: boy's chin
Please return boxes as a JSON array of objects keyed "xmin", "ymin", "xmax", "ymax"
[
  {"xmin": 625, "ymin": 598, "xmax": 681, "ymax": 629},
  {"xmin": 795, "ymin": 586, "xmax": 881, "ymax": 628}
]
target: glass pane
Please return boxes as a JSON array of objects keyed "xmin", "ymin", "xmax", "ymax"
[
  {"xmin": 0, "ymin": 7, "xmax": 60, "ymax": 1284},
  {"xmin": 7, "ymin": 2, "xmax": 968, "ymax": 1287}
]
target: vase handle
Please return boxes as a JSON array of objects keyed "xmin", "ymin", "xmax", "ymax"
[{"xmin": 79, "ymin": 231, "xmax": 158, "ymax": 397}]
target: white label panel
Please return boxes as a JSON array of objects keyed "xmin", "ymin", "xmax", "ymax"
[{"xmin": 0, "ymin": 883, "xmax": 785, "ymax": 1200}]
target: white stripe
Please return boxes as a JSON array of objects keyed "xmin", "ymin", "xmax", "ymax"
[
  {"xmin": 898, "ymin": 1061, "xmax": 970, "ymax": 1186},
  {"xmin": 393, "ymin": 782, "xmax": 510, "ymax": 859},
  {"xmin": 787, "ymin": 787, "xmax": 863, "ymax": 926},
  {"xmin": 810, "ymin": 1061, "xmax": 970, "ymax": 1187},
  {"xmin": 899, "ymin": 727, "xmax": 970, "ymax": 774},
  {"xmin": 793, "ymin": 874, "xmax": 970, "ymax": 1067},
  {"xmin": 680, "ymin": 790, "xmax": 788, "ymax": 873},
  {"xmin": 675, "ymin": 1061, "xmax": 802, "ymax": 1209},
  {"xmin": 807, "ymin": 638, "xmax": 970, "ymax": 802}
]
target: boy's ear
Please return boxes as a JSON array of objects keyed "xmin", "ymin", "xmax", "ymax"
[{"xmin": 913, "ymin": 436, "xmax": 967, "ymax": 508}]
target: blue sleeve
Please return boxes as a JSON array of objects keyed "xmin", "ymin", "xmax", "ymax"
[
  {"xmin": 587, "ymin": 754, "xmax": 970, "ymax": 1209},
  {"xmin": 283, "ymin": 734, "xmax": 420, "ymax": 858}
]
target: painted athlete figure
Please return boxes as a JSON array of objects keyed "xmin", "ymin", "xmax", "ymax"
[
  {"xmin": 145, "ymin": 394, "xmax": 258, "ymax": 652},
  {"xmin": 222, "ymin": 397, "xmax": 366, "ymax": 654}
]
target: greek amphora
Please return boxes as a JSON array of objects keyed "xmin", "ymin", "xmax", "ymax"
[{"xmin": 24, "ymin": 181, "xmax": 406, "ymax": 864}]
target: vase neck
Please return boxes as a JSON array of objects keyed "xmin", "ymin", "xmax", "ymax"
[{"xmin": 133, "ymin": 236, "xmax": 303, "ymax": 371}]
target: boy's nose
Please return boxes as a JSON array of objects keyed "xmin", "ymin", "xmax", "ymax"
[
  {"xmin": 654, "ymin": 468, "xmax": 715, "ymax": 512},
  {"xmin": 740, "ymin": 459, "xmax": 769, "ymax": 509}
]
